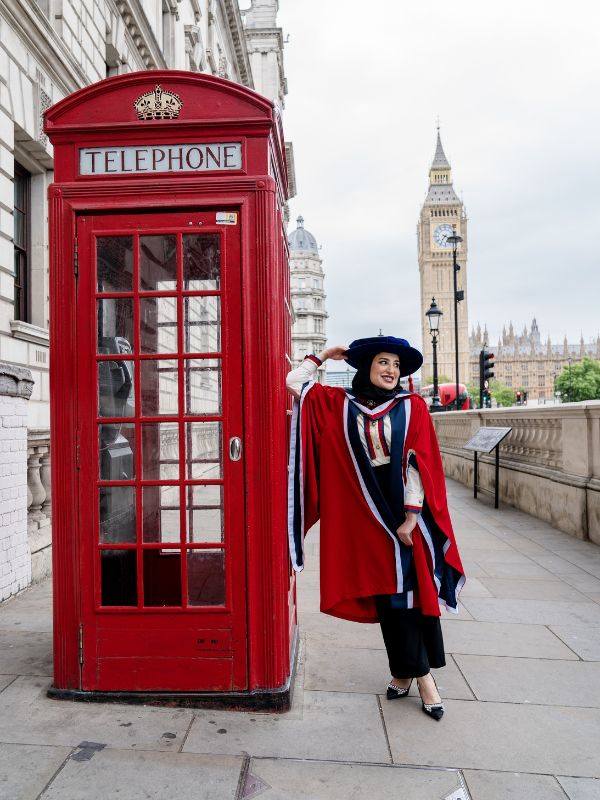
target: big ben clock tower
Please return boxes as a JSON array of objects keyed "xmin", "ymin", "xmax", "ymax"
[{"xmin": 418, "ymin": 130, "xmax": 469, "ymax": 389}]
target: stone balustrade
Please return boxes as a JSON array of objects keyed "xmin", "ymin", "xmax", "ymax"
[
  {"xmin": 27, "ymin": 429, "xmax": 52, "ymax": 582},
  {"xmin": 431, "ymin": 401, "xmax": 600, "ymax": 544}
]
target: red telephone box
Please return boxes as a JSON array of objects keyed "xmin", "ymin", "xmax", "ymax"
[{"xmin": 45, "ymin": 71, "xmax": 297, "ymax": 709}]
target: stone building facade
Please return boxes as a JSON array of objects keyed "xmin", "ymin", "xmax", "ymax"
[
  {"xmin": 288, "ymin": 215, "xmax": 327, "ymax": 382},
  {"xmin": 418, "ymin": 131, "xmax": 469, "ymax": 386},
  {"xmin": 469, "ymin": 318, "xmax": 600, "ymax": 403},
  {"xmin": 0, "ymin": 0, "xmax": 289, "ymax": 600}
]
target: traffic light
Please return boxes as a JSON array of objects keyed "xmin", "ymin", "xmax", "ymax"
[
  {"xmin": 516, "ymin": 390, "xmax": 522, "ymax": 405},
  {"xmin": 479, "ymin": 349, "xmax": 495, "ymax": 408}
]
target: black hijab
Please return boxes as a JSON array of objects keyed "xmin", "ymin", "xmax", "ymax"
[{"xmin": 350, "ymin": 358, "xmax": 402, "ymax": 406}]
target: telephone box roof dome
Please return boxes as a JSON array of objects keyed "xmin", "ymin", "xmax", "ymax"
[{"xmin": 288, "ymin": 216, "xmax": 319, "ymax": 252}]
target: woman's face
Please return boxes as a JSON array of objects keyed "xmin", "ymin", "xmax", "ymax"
[{"xmin": 370, "ymin": 352, "xmax": 401, "ymax": 390}]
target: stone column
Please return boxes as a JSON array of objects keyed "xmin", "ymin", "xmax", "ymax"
[{"xmin": 0, "ymin": 362, "xmax": 34, "ymax": 602}]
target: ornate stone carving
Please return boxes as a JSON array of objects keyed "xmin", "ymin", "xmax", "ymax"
[{"xmin": 0, "ymin": 362, "xmax": 34, "ymax": 398}]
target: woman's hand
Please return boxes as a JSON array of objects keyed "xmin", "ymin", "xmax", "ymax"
[
  {"xmin": 318, "ymin": 345, "xmax": 348, "ymax": 363},
  {"xmin": 396, "ymin": 513, "xmax": 418, "ymax": 546}
]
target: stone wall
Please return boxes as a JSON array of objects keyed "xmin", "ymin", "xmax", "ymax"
[
  {"xmin": 431, "ymin": 401, "xmax": 600, "ymax": 544},
  {"xmin": 0, "ymin": 362, "xmax": 33, "ymax": 601}
]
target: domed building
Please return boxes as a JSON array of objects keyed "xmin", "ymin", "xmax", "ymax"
[{"xmin": 288, "ymin": 216, "xmax": 328, "ymax": 381}]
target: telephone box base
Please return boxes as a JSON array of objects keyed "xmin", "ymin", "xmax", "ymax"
[{"xmin": 47, "ymin": 630, "xmax": 299, "ymax": 712}]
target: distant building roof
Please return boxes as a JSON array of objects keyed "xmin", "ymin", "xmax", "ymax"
[
  {"xmin": 431, "ymin": 130, "xmax": 451, "ymax": 170},
  {"xmin": 288, "ymin": 216, "xmax": 319, "ymax": 253}
]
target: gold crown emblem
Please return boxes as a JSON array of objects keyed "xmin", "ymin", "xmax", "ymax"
[{"xmin": 133, "ymin": 85, "xmax": 183, "ymax": 120}]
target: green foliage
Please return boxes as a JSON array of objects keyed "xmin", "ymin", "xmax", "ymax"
[
  {"xmin": 555, "ymin": 358, "xmax": 600, "ymax": 402},
  {"xmin": 467, "ymin": 379, "xmax": 520, "ymax": 408},
  {"xmin": 490, "ymin": 380, "xmax": 517, "ymax": 407}
]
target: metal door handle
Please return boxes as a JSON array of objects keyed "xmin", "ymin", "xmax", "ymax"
[{"xmin": 229, "ymin": 437, "xmax": 242, "ymax": 461}]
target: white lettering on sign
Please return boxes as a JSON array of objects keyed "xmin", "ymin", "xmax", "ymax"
[{"xmin": 79, "ymin": 143, "xmax": 242, "ymax": 175}]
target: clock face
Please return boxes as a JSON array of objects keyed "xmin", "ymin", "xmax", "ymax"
[{"xmin": 433, "ymin": 223, "xmax": 454, "ymax": 248}]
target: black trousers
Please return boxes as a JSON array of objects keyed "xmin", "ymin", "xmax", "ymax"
[{"xmin": 375, "ymin": 595, "xmax": 446, "ymax": 679}]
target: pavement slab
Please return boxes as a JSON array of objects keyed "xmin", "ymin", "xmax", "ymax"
[
  {"xmin": 463, "ymin": 769, "xmax": 568, "ymax": 799},
  {"xmin": 454, "ymin": 654, "xmax": 600, "ymax": 707},
  {"xmin": 557, "ymin": 776, "xmax": 600, "ymax": 799},
  {"xmin": 441, "ymin": 619, "xmax": 578, "ymax": 659},
  {"xmin": 0, "ymin": 676, "xmax": 193, "ymax": 751},
  {"xmin": 477, "ymin": 578, "xmax": 591, "ymax": 602},
  {"xmin": 460, "ymin": 598, "xmax": 600, "ymax": 626},
  {"xmin": 0, "ymin": 742, "xmax": 71, "ymax": 800},
  {"xmin": 381, "ymin": 698, "xmax": 600, "ymax": 777},
  {"xmin": 459, "ymin": 578, "xmax": 494, "ymax": 598},
  {"xmin": 549, "ymin": 626, "xmax": 600, "ymax": 661},
  {"xmin": 0, "ymin": 582, "xmax": 53, "ymax": 632},
  {"xmin": 0, "ymin": 675, "xmax": 17, "ymax": 692},
  {"xmin": 301, "ymin": 612, "xmax": 384, "ymax": 649},
  {"xmin": 247, "ymin": 757, "xmax": 468, "ymax": 800},
  {"xmin": 304, "ymin": 642, "xmax": 474, "ymax": 699},
  {"xmin": 529, "ymin": 554, "xmax": 596, "ymax": 577},
  {"xmin": 0, "ymin": 630, "xmax": 53, "ymax": 675},
  {"xmin": 183, "ymin": 690, "xmax": 390, "ymax": 763},
  {"xmin": 467, "ymin": 560, "xmax": 555, "ymax": 579},
  {"xmin": 41, "ymin": 748, "xmax": 243, "ymax": 799}
]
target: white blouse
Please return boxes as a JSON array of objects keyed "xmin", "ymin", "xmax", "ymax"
[{"xmin": 286, "ymin": 358, "xmax": 424, "ymax": 512}]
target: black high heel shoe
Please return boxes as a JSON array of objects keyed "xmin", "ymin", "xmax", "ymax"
[
  {"xmin": 417, "ymin": 675, "xmax": 444, "ymax": 720},
  {"xmin": 386, "ymin": 678, "xmax": 413, "ymax": 700}
]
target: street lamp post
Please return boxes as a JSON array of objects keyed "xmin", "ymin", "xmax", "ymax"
[
  {"xmin": 446, "ymin": 226, "xmax": 463, "ymax": 410},
  {"xmin": 425, "ymin": 298, "xmax": 443, "ymax": 411}
]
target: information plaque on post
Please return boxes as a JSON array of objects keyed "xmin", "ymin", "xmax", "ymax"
[{"xmin": 463, "ymin": 427, "xmax": 512, "ymax": 509}]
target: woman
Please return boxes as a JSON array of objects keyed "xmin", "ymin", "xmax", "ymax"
[{"xmin": 286, "ymin": 336, "xmax": 465, "ymax": 720}]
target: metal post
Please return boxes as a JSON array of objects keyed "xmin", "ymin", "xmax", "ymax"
[
  {"xmin": 474, "ymin": 451, "xmax": 478, "ymax": 499},
  {"xmin": 432, "ymin": 331, "xmax": 440, "ymax": 407},
  {"xmin": 494, "ymin": 445, "xmax": 500, "ymax": 509},
  {"xmin": 452, "ymin": 238, "xmax": 460, "ymax": 411}
]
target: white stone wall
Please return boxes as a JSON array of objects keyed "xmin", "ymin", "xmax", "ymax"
[
  {"xmin": 289, "ymin": 250, "xmax": 327, "ymax": 378},
  {"xmin": 0, "ymin": 364, "xmax": 33, "ymax": 601},
  {"xmin": 0, "ymin": 0, "xmax": 288, "ymax": 599},
  {"xmin": 0, "ymin": 0, "xmax": 283, "ymax": 431}
]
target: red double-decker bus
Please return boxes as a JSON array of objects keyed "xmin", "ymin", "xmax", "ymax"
[{"xmin": 420, "ymin": 383, "xmax": 470, "ymax": 411}]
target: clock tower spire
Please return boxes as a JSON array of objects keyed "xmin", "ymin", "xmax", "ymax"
[{"xmin": 418, "ymin": 130, "xmax": 470, "ymax": 392}]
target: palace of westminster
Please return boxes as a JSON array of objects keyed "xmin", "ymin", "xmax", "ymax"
[{"xmin": 290, "ymin": 132, "xmax": 600, "ymax": 403}]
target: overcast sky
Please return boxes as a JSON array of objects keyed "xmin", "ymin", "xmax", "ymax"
[{"xmin": 276, "ymin": 0, "xmax": 600, "ymax": 358}]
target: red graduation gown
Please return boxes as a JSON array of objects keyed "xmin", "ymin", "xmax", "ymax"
[{"xmin": 288, "ymin": 382, "xmax": 465, "ymax": 623}]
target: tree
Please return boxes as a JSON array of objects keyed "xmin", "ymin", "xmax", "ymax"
[
  {"xmin": 555, "ymin": 358, "xmax": 600, "ymax": 403},
  {"xmin": 465, "ymin": 379, "xmax": 514, "ymax": 408},
  {"xmin": 490, "ymin": 380, "xmax": 518, "ymax": 408}
]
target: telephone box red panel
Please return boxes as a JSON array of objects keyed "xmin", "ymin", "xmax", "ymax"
[{"xmin": 45, "ymin": 71, "xmax": 297, "ymax": 708}]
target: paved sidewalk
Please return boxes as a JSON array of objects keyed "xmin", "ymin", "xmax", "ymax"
[{"xmin": 1, "ymin": 479, "xmax": 600, "ymax": 799}]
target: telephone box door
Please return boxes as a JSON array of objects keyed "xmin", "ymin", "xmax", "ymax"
[{"xmin": 77, "ymin": 209, "xmax": 246, "ymax": 691}]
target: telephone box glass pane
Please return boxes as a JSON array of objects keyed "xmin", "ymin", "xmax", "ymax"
[
  {"xmin": 99, "ymin": 423, "xmax": 135, "ymax": 480},
  {"xmin": 184, "ymin": 296, "xmax": 221, "ymax": 353},
  {"xmin": 140, "ymin": 235, "xmax": 177, "ymax": 291},
  {"xmin": 97, "ymin": 298, "xmax": 134, "ymax": 353},
  {"xmin": 99, "ymin": 486, "xmax": 136, "ymax": 543},
  {"xmin": 187, "ymin": 485, "xmax": 223, "ymax": 543},
  {"xmin": 187, "ymin": 550, "xmax": 225, "ymax": 606},
  {"xmin": 140, "ymin": 359, "xmax": 178, "ymax": 416},
  {"xmin": 143, "ymin": 550, "xmax": 182, "ymax": 606},
  {"xmin": 98, "ymin": 361, "xmax": 135, "ymax": 418},
  {"xmin": 185, "ymin": 422, "xmax": 222, "ymax": 479},
  {"xmin": 184, "ymin": 359, "xmax": 221, "ymax": 415},
  {"xmin": 97, "ymin": 236, "xmax": 133, "ymax": 292},
  {"xmin": 142, "ymin": 485, "xmax": 180, "ymax": 543},
  {"xmin": 183, "ymin": 234, "xmax": 220, "ymax": 290},
  {"xmin": 140, "ymin": 296, "xmax": 178, "ymax": 354},
  {"xmin": 142, "ymin": 423, "xmax": 179, "ymax": 479},
  {"xmin": 101, "ymin": 550, "xmax": 137, "ymax": 606}
]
